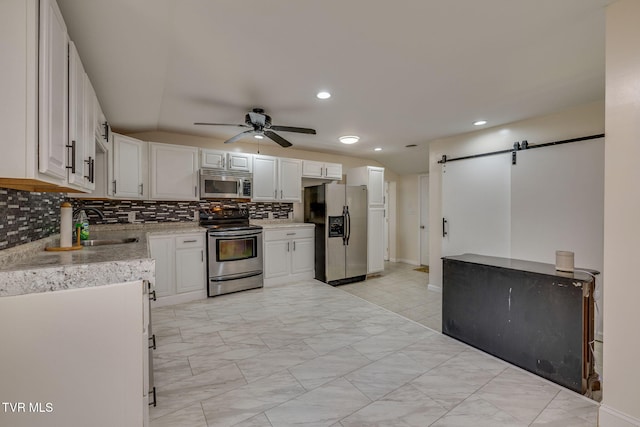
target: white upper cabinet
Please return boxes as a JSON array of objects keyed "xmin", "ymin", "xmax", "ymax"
[
  {"xmin": 279, "ymin": 158, "xmax": 302, "ymax": 202},
  {"xmin": 200, "ymin": 149, "xmax": 252, "ymax": 172},
  {"xmin": 113, "ymin": 134, "xmax": 148, "ymax": 199},
  {"xmin": 302, "ymin": 160, "xmax": 342, "ymax": 180},
  {"xmin": 347, "ymin": 166, "xmax": 385, "ymax": 207},
  {"xmin": 0, "ymin": 0, "xmax": 105, "ymax": 193},
  {"xmin": 200, "ymin": 149, "xmax": 225, "ymax": 169},
  {"xmin": 38, "ymin": 0, "xmax": 68, "ymax": 181},
  {"xmin": 252, "ymin": 155, "xmax": 301, "ymax": 202},
  {"xmin": 252, "ymin": 155, "xmax": 278, "ymax": 201},
  {"xmin": 150, "ymin": 142, "xmax": 199, "ymax": 200},
  {"xmin": 227, "ymin": 152, "xmax": 253, "ymax": 172},
  {"xmin": 67, "ymin": 42, "xmax": 85, "ymax": 188}
]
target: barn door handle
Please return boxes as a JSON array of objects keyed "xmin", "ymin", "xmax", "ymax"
[{"xmin": 442, "ymin": 218, "xmax": 448, "ymax": 237}]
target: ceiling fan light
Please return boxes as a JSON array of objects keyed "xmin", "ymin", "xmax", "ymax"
[
  {"xmin": 339, "ymin": 135, "xmax": 359, "ymax": 144},
  {"xmin": 254, "ymin": 134, "xmax": 264, "ymax": 139},
  {"xmin": 316, "ymin": 91, "xmax": 331, "ymax": 99}
]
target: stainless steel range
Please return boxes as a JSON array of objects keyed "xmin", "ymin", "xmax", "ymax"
[{"xmin": 200, "ymin": 207, "xmax": 263, "ymax": 296}]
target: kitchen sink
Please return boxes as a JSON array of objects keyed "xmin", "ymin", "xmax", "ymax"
[{"xmin": 81, "ymin": 237, "xmax": 139, "ymax": 246}]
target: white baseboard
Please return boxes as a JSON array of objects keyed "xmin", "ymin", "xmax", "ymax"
[
  {"xmin": 389, "ymin": 257, "xmax": 398, "ymax": 262},
  {"xmin": 599, "ymin": 404, "xmax": 640, "ymax": 426},
  {"xmin": 151, "ymin": 290, "xmax": 207, "ymax": 308},
  {"xmin": 397, "ymin": 258, "xmax": 420, "ymax": 266},
  {"xmin": 427, "ymin": 284, "xmax": 442, "ymax": 293}
]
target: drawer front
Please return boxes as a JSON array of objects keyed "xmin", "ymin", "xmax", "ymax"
[
  {"xmin": 175, "ymin": 233, "xmax": 205, "ymax": 249},
  {"xmin": 264, "ymin": 227, "xmax": 314, "ymax": 241}
]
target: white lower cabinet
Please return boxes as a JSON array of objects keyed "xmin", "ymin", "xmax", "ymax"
[
  {"xmin": 0, "ymin": 281, "xmax": 147, "ymax": 427},
  {"xmin": 149, "ymin": 232, "xmax": 206, "ymax": 305},
  {"xmin": 263, "ymin": 225, "xmax": 314, "ymax": 286}
]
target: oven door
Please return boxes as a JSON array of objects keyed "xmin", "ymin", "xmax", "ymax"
[
  {"xmin": 200, "ymin": 174, "xmax": 241, "ymax": 199},
  {"xmin": 207, "ymin": 229, "xmax": 263, "ymax": 279}
]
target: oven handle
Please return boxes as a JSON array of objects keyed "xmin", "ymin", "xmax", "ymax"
[
  {"xmin": 208, "ymin": 230, "xmax": 262, "ymax": 238},
  {"xmin": 209, "ymin": 271, "xmax": 263, "ymax": 282}
]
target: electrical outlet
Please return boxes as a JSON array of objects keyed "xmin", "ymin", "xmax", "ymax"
[
  {"xmin": 127, "ymin": 212, "xmax": 136, "ymax": 223},
  {"xmin": 267, "ymin": 212, "xmax": 273, "ymax": 220}
]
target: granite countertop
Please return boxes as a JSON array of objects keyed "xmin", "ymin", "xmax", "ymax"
[
  {"xmin": 0, "ymin": 223, "xmax": 206, "ymax": 298},
  {"xmin": 255, "ymin": 222, "xmax": 315, "ymax": 229},
  {"xmin": 442, "ymin": 253, "xmax": 598, "ymax": 282}
]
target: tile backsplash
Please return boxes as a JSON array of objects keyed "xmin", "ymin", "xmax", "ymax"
[
  {"xmin": 0, "ymin": 189, "xmax": 293, "ymax": 251},
  {"xmin": 69, "ymin": 199, "xmax": 293, "ymax": 224},
  {"xmin": 0, "ymin": 188, "xmax": 64, "ymax": 250}
]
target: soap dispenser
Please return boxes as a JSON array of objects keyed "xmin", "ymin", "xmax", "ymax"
[{"xmin": 74, "ymin": 211, "xmax": 90, "ymax": 241}]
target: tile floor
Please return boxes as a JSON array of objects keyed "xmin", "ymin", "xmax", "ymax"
[{"xmin": 150, "ymin": 263, "xmax": 599, "ymax": 426}]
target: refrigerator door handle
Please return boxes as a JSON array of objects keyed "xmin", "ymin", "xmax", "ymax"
[{"xmin": 345, "ymin": 206, "xmax": 351, "ymax": 245}]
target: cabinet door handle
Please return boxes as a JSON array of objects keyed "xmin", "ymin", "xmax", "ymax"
[
  {"xmin": 103, "ymin": 122, "xmax": 109, "ymax": 142},
  {"xmin": 280, "ymin": 190, "xmax": 283, "ymax": 199},
  {"xmin": 91, "ymin": 158, "xmax": 95, "ymax": 183},
  {"xmin": 113, "ymin": 180, "xmax": 117, "ymax": 194},
  {"xmin": 201, "ymin": 250, "xmax": 204, "ymax": 262},
  {"xmin": 66, "ymin": 141, "xmax": 76, "ymax": 173},
  {"xmin": 149, "ymin": 290, "xmax": 157, "ymax": 302},
  {"xmin": 287, "ymin": 242, "xmax": 290, "ymax": 252},
  {"xmin": 275, "ymin": 189, "xmax": 277, "ymax": 199},
  {"xmin": 195, "ymin": 186, "xmax": 198, "ymax": 197},
  {"xmin": 293, "ymin": 241, "xmax": 296, "ymax": 251},
  {"xmin": 84, "ymin": 156, "xmax": 93, "ymax": 181},
  {"xmin": 222, "ymin": 157, "xmax": 226, "ymax": 169},
  {"xmin": 148, "ymin": 334, "xmax": 156, "ymax": 350},
  {"xmin": 140, "ymin": 183, "xmax": 144, "ymax": 195},
  {"xmin": 183, "ymin": 239, "xmax": 197, "ymax": 243}
]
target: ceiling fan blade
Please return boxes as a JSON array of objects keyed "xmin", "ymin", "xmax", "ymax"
[
  {"xmin": 264, "ymin": 131, "xmax": 292, "ymax": 148},
  {"xmin": 194, "ymin": 122, "xmax": 250, "ymax": 127},
  {"xmin": 224, "ymin": 130, "xmax": 254, "ymax": 144},
  {"xmin": 269, "ymin": 125, "xmax": 316, "ymax": 135}
]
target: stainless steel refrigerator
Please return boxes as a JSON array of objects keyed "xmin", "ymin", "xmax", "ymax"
[{"xmin": 304, "ymin": 183, "xmax": 368, "ymax": 285}]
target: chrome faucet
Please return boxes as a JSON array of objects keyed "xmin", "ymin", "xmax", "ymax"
[{"xmin": 72, "ymin": 207, "xmax": 106, "ymax": 220}]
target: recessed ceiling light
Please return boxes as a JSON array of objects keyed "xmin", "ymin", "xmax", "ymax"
[
  {"xmin": 254, "ymin": 134, "xmax": 264, "ymax": 139},
  {"xmin": 473, "ymin": 120, "xmax": 488, "ymax": 126},
  {"xmin": 374, "ymin": 147, "xmax": 382, "ymax": 151},
  {"xmin": 316, "ymin": 91, "xmax": 331, "ymax": 99},
  {"xmin": 339, "ymin": 135, "xmax": 359, "ymax": 144}
]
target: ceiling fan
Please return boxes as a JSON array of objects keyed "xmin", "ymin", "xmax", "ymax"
[{"xmin": 194, "ymin": 108, "xmax": 316, "ymax": 148}]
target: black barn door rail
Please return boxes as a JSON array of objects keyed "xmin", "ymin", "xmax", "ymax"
[{"xmin": 437, "ymin": 133, "xmax": 604, "ymax": 165}]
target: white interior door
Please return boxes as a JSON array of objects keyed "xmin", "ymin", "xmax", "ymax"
[{"xmin": 420, "ymin": 174, "xmax": 429, "ymax": 266}]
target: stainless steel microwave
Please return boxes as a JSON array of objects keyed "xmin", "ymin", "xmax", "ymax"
[{"xmin": 199, "ymin": 169, "xmax": 252, "ymax": 199}]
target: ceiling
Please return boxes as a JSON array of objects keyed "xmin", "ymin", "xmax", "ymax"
[{"xmin": 57, "ymin": 0, "xmax": 611, "ymax": 175}]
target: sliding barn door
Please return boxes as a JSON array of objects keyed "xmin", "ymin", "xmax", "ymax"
[{"xmin": 441, "ymin": 154, "xmax": 511, "ymax": 258}]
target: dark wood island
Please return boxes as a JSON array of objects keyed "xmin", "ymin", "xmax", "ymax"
[{"xmin": 442, "ymin": 253, "xmax": 598, "ymax": 395}]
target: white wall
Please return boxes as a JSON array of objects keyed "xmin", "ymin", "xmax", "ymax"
[
  {"xmin": 397, "ymin": 174, "xmax": 420, "ymax": 265},
  {"xmin": 599, "ymin": 1, "xmax": 640, "ymax": 424},
  {"xmin": 428, "ymin": 100, "xmax": 605, "ymax": 289}
]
